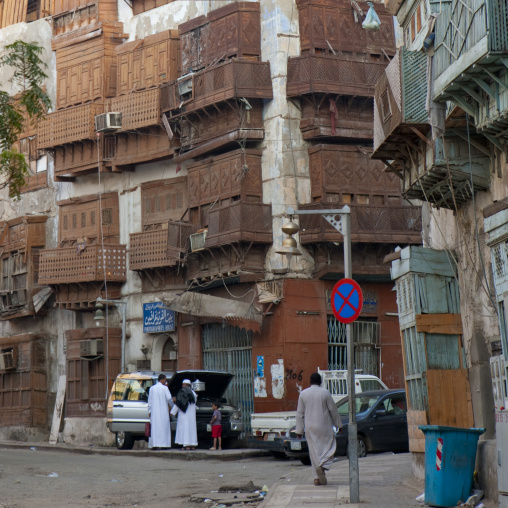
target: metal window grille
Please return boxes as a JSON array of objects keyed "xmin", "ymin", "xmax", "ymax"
[
  {"xmin": 327, "ymin": 317, "xmax": 380, "ymax": 375},
  {"xmin": 202, "ymin": 323, "xmax": 253, "ymax": 434}
]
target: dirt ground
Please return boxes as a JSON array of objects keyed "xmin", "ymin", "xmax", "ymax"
[{"xmin": 0, "ymin": 447, "xmax": 303, "ymax": 508}]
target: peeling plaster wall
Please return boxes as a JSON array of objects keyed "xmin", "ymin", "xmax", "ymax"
[
  {"xmin": 423, "ymin": 159, "xmax": 507, "ymax": 439},
  {"xmin": 260, "ymin": 0, "xmax": 313, "ymax": 276}
]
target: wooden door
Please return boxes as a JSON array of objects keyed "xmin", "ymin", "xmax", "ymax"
[{"xmin": 161, "ymin": 337, "xmax": 177, "ymax": 372}]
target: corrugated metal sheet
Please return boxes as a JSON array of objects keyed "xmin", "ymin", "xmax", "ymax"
[{"xmin": 202, "ymin": 323, "xmax": 253, "ymax": 434}]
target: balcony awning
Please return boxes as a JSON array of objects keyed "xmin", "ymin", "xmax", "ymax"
[{"xmin": 159, "ymin": 292, "xmax": 263, "ymax": 334}]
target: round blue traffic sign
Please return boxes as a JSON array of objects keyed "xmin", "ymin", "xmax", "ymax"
[{"xmin": 331, "ymin": 278, "xmax": 363, "ymax": 324}]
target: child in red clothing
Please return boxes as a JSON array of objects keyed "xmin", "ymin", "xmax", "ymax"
[{"xmin": 209, "ymin": 400, "xmax": 222, "ymax": 450}]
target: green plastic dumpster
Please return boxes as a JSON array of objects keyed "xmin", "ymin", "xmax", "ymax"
[{"xmin": 418, "ymin": 425, "xmax": 485, "ymax": 507}]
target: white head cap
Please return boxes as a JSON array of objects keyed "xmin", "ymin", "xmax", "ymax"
[{"xmin": 182, "ymin": 379, "xmax": 192, "ymax": 385}]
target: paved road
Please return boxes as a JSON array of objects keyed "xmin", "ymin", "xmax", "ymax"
[{"xmin": 0, "ymin": 446, "xmax": 302, "ymax": 508}]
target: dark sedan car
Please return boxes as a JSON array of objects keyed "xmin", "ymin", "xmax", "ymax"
[{"xmin": 284, "ymin": 389, "xmax": 408, "ymax": 465}]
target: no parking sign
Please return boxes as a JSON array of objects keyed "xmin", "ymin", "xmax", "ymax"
[{"xmin": 331, "ymin": 278, "xmax": 363, "ymax": 324}]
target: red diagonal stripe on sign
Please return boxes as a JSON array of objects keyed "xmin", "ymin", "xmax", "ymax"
[{"xmin": 337, "ymin": 286, "xmax": 357, "ymax": 315}]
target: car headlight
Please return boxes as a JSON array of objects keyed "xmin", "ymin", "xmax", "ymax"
[{"xmin": 232, "ymin": 410, "xmax": 241, "ymax": 420}]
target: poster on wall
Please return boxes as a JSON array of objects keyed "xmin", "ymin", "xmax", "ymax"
[
  {"xmin": 143, "ymin": 302, "xmax": 175, "ymax": 333},
  {"xmin": 271, "ymin": 359, "xmax": 285, "ymax": 399},
  {"xmin": 257, "ymin": 355, "xmax": 264, "ymax": 377},
  {"xmin": 254, "ymin": 376, "xmax": 267, "ymax": 397}
]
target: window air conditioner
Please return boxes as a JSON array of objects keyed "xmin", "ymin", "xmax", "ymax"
[
  {"xmin": 0, "ymin": 349, "xmax": 16, "ymax": 370},
  {"xmin": 95, "ymin": 112, "xmax": 122, "ymax": 132},
  {"xmin": 189, "ymin": 230, "xmax": 207, "ymax": 252},
  {"xmin": 80, "ymin": 339, "xmax": 104, "ymax": 357},
  {"xmin": 177, "ymin": 76, "xmax": 193, "ymax": 100}
]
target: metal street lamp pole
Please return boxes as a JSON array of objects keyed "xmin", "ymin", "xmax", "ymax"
[
  {"xmin": 96, "ymin": 296, "xmax": 127, "ymax": 372},
  {"xmin": 284, "ymin": 206, "xmax": 359, "ymax": 503}
]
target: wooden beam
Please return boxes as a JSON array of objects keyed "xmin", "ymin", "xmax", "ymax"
[
  {"xmin": 409, "ymin": 127, "xmax": 434, "ymax": 149},
  {"xmin": 450, "ymin": 129, "xmax": 492, "ymax": 157},
  {"xmin": 380, "ymin": 159, "xmax": 403, "ymax": 180},
  {"xmin": 415, "ymin": 313, "xmax": 463, "ymax": 334},
  {"xmin": 484, "ymin": 68, "xmax": 508, "ymax": 92},
  {"xmin": 483, "ymin": 132, "xmax": 506, "ymax": 152},
  {"xmin": 459, "ymin": 83, "xmax": 487, "ymax": 106},
  {"xmin": 471, "ymin": 76, "xmax": 496, "ymax": 98},
  {"xmin": 448, "ymin": 93, "xmax": 476, "ymax": 117}
]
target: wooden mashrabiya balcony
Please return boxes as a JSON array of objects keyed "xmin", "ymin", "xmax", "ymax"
[
  {"xmin": 433, "ymin": 0, "xmax": 508, "ymax": 145},
  {"xmin": 39, "ymin": 244, "xmax": 127, "ymax": 285},
  {"xmin": 298, "ymin": 203, "xmax": 423, "ymax": 244},
  {"xmin": 287, "ymin": 54, "xmax": 389, "ymax": 98},
  {"xmin": 160, "ymin": 60, "xmax": 273, "ymax": 114}
]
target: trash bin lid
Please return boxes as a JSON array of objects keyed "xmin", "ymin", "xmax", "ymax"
[{"xmin": 418, "ymin": 425, "xmax": 486, "ymax": 435}]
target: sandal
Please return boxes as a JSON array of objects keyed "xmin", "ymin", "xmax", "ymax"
[
  {"xmin": 316, "ymin": 466, "xmax": 327, "ymax": 485},
  {"xmin": 313, "ymin": 479, "xmax": 321, "ymax": 486},
  {"xmin": 209, "ymin": 447, "xmax": 216, "ymax": 450}
]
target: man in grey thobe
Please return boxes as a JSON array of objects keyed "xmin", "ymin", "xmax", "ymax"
[{"xmin": 296, "ymin": 372, "xmax": 342, "ymax": 485}]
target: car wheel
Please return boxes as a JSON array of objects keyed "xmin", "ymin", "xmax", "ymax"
[
  {"xmin": 116, "ymin": 431, "xmax": 134, "ymax": 450},
  {"xmin": 346, "ymin": 436, "xmax": 367, "ymax": 458},
  {"xmin": 269, "ymin": 451, "xmax": 287, "ymax": 459},
  {"xmin": 299, "ymin": 455, "xmax": 312, "ymax": 466}
]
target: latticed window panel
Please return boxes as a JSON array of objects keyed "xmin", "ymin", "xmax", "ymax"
[
  {"xmin": 396, "ymin": 275, "xmax": 414, "ymax": 317},
  {"xmin": 491, "ymin": 242, "xmax": 507, "ymax": 285},
  {"xmin": 39, "ymin": 244, "xmax": 126, "ymax": 284},
  {"xmin": 102, "ymin": 208, "xmax": 113, "ymax": 226},
  {"xmin": 206, "ymin": 202, "xmax": 272, "ymax": 247},
  {"xmin": 402, "ymin": 326, "xmax": 428, "ymax": 411},
  {"xmin": 109, "ymin": 88, "xmax": 160, "ymax": 132},
  {"xmin": 130, "ymin": 230, "xmax": 175, "ymax": 270},
  {"xmin": 38, "ymin": 103, "xmax": 103, "ymax": 149}
]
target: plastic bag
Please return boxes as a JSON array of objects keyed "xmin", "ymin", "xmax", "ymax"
[{"xmin": 362, "ymin": 2, "xmax": 381, "ymax": 30}]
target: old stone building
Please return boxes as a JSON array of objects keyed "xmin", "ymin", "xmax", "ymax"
[{"xmin": 0, "ymin": 0, "xmax": 420, "ymax": 447}]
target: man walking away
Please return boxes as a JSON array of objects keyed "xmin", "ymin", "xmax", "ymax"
[
  {"xmin": 174, "ymin": 379, "xmax": 198, "ymax": 450},
  {"xmin": 296, "ymin": 372, "xmax": 342, "ymax": 486},
  {"xmin": 147, "ymin": 374, "xmax": 174, "ymax": 449}
]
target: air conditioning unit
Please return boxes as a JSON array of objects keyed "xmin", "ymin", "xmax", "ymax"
[
  {"xmin": 0, "ymin": 349, "xmax": 16, "ymax": 370},
  {"xmin": 80, "ymin": 339, "xmax": 104, "ymax": 357},
  {"xmin": 189, "ymin": 230, "xmax": 207, "ymax": 252},
  {"xmin": 177, "ymin": 76, "xmax": 193, "ymax": 99},
  {"xmin": 95, "ymin": 112, "xmax": 122, "ymax": 132}
]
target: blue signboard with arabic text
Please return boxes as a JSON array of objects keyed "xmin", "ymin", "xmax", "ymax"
[{"xmin": 143, "ymin": 302, "xmax": 175, "ymax": 333}]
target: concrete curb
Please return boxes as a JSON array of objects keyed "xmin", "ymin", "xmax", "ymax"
[{"xmin": 0, "ymin": 441, "xmax": 270, "ymax": 461}]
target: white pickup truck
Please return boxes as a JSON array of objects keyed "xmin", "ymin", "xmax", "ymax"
[{"xmin": 249, "ymin": 370, "xmax": 388, "ymax": 455}]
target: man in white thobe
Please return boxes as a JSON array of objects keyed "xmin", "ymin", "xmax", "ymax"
[
  {"xmin": 296, "ymin": 372, "xmax": 342, "ymax": 486},
  {"xmin": 173, "ymin": 379, "xmax": 198, "ymax": 450},
  {"xmin": 147, "ymin": 374, "xmax": 174, "ymax": 449}
]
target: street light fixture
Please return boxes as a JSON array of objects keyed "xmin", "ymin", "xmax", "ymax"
[
  {"xmin": 277, "ymin": 205, "xmax": 359, "ymax": 504},
  {"xmin": 275, "ymin": 218, "xmax": 302, "ymax": 268}
]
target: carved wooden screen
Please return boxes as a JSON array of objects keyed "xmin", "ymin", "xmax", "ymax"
[
  {"xmin": 141, "ymin": 177, "xmax": 188, "ymax": 229},
  {"xmin": 65, "ymin": 327, "xmax": 121, "ymax": 417},
  {"xmin": 58, "ymin": 192, "xmax": 120, "ymax": 246},
  {"xmin": 0, "ymin": 0, "xmax": 52, "ymax": 28},
  {"xmin": 0, "ymin": 335, "xmax": 47, "ymax": 427}
]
